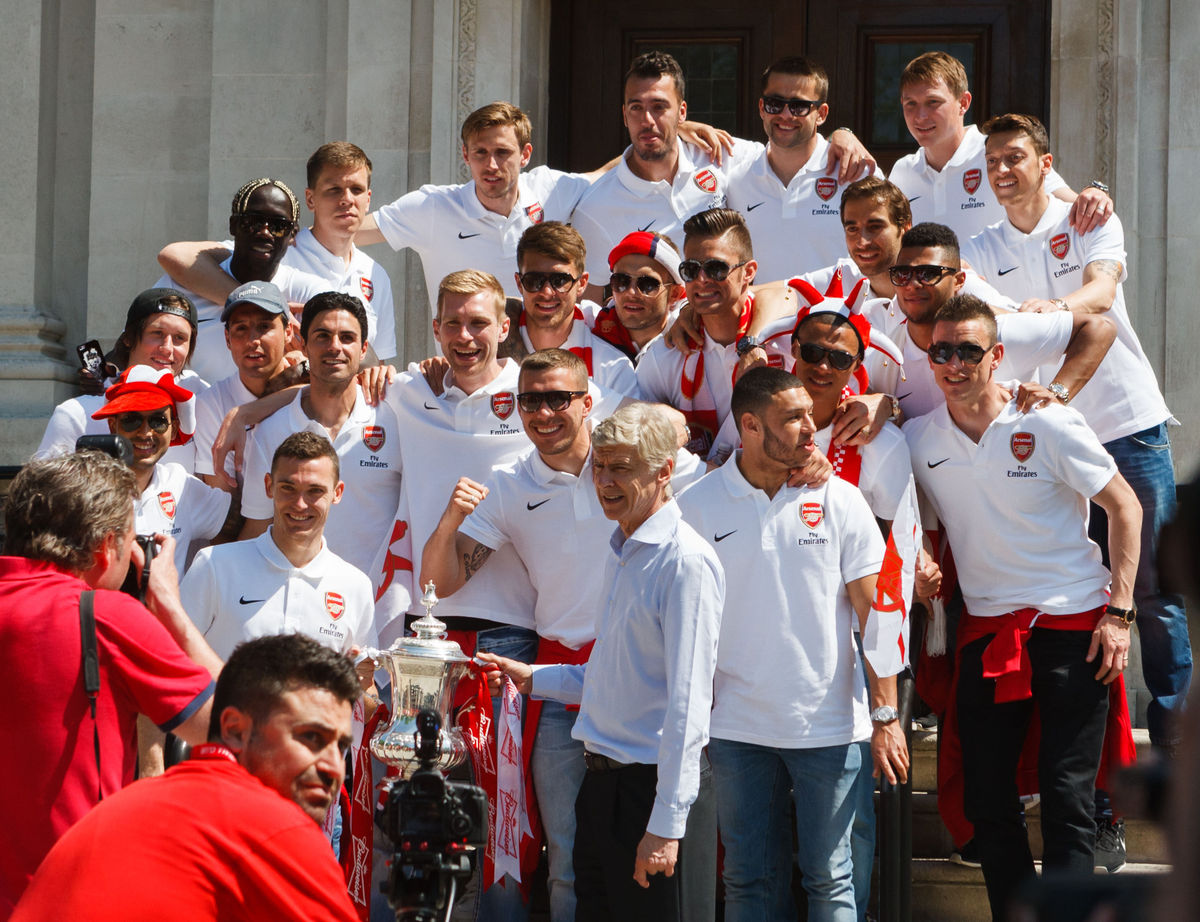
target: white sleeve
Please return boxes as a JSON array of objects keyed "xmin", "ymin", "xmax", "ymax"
[
  {"xmin": 995, "ymin": 312, "xmax": 1072, "ymax": 380},
  {"xmin": 1047, "ymin": 408, "xmax": 1119, "ymax": 498},
  {"xmin": 596, "ymin": 351, "xmax": 641, "ymax": 400},
  {"xmin": 861, "ymin": 431, "xmax": 914, "ymax": 523},
  {"xmin": 570, "ymin": 189, "xmax": 620, "ymax": 280},
  {"xmin": 240, "ymin": 426, "xmax": 275, "ymax": 520},
  {"xmin": 634, "ymin": 345, "xmax": 677, "ymax": 405},
  {"xmin": 1045, "ymin": 167, "xmax": 1068, "ymax": 196},
  {"xmin": 181, "ymin": 475, "xmax": 233, "ymax": 543},
  {"xmin": 373, "ymin": 186, "xmax": 438, "ymax": 253},
  {"xmin": 35, "ymin": 400, "xmax": 88, "ymax": 459},
  {"xmin": 1079, "ymin": 213, "xmax": 1128, "ymax": 280},
  {"xmin": 370, "ymin": 269, "xmax": 398, "ymax": 360},
  {"xmin": 456, "ymin": 471, "xmax": 511, "ymax": 552},
  {"xmin": 838, "ymin": 485, "xmax": 887, "ymax": 584},
  {"xmin": 961, "ymin": 269, "xmax": 1019, "ymax": 312},
  {"xmin": 179, "ymin": 550, "xmax": 218, "ymax": 634},
  {"xmin": 191, "ymin": 391, "xmax": 222, "ymax": 476}
]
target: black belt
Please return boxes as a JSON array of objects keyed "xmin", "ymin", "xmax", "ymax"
[{"xmin": 583, "ymin": 751, "xmax": 634, "ymax": 772}]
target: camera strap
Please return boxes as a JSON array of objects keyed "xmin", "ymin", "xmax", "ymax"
[{"xmin": 79, "ymin": 590, "xmax": 103, "ymax": 802}]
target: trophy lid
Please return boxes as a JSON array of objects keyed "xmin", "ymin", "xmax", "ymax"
[{"xmin": 387, "ymin": 581, "xmax": 470, "ymax": 662}]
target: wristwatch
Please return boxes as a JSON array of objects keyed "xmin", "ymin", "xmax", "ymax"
[
  {"xmin": 1047, "ymin": 382, "xmax": 1070, "ymax": 404},
  {"xmin": 1105, "ymin": 604, "xmax": 1136, "ymax": 625},
  {"xmin": 870, "ymin": 705, "xmax": 899, "ymax": 725},
  {"xmin": 1050, "ymin": 297, "xmax": 1069, "ymax": 311},
  {"xmin": 735, "ymin": 334, "xmax": 762, "ymax": 358},
  {"xmin": 1089, "ymin": 180, "xmax": 1110, "ymax": 194}
]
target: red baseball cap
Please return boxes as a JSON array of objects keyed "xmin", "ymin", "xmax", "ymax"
[{"xmin": 91, "ymin": 365, "xmax": 197, "ymax": 446}]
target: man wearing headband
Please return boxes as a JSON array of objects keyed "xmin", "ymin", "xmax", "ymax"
[
  {"xmin": 595, "ymin": 231, "xmax": 686, "ymax": 363},
  {"xmin": 92, "ymin": 365, "xmax": 236, "ymax": 577},
  {"xmin": 513, "ymin": 222, "xmax": 640, "ymax": 407},
  {"xmin": 154, "ymin": 177, "xmax": 327, "ymax": 384}
]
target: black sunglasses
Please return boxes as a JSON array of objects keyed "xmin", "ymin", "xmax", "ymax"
[
  {"xmin": 235, "ymin": 214, "xmax": 295, "ymax": 239},
  {"xmin": 928, "ymin": 341, "xmax": 991, "ymax": 366},
  {"xmin": 796, "ymin": 342, "xmax": 859, "ymax": 371},
  {"xmin": 610, "ymin": 273, "xmax": 665, "ymax": 295},
  {"xmin": 888, "ymin": 264, "xmax": 958, "ymax": 287},
  {"xmin": 516, "ymin": 390, "xmax": 587, "ymax": 413},
  {"xmin": 113, "ymin": 411, "xmax": 172, "ymax": 434},
  {"xmin": 678, "ymin": 258, "xmax": 748, "ymax": 283},
  {"xmin": 761, "ymin": 95, "xmax": 822, "ymax": 117},
  {"xmin": 518, "ymin": 271, "xmax": 579, "ymax": 293}
]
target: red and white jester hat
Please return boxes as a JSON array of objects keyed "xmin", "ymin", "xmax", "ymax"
[
  {"xmin": 788, "ymin": 269, "xmax": 903, "ymax": 392},
  {"xmin": 91, "ymin": 365, "xmax": 197, "ymax": 446}
]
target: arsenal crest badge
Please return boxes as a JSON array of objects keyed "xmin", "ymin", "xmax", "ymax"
[
  {"xmin": 1050, "ymin": 233, "xmax": 1070, "ymax": 260},
  {"xmin": 801, "ymin": 502, "xmax": 824, "ymax": 529},
  {"xmin": 1011, "ymin": 432, "xmax": 1035, "ymax": 462},
  {"xmin": 492, "ymin": 392, "xmax": 515, "ymax": 420},
  {"xmin": 525, "ymin": 202, "xmax": 544, "ymax": 225},
  {"xmin": 815, "ymin": 177, "xmax": 838, "ymax": 201},
  {"xmin": 157, "ymin": 491, "xmax": 176, "ymax": 520},
  {"xmin": 694, "ymin": 169, "xmax": 719, "ymax": 194},
  {"xmin": 363, "ymin": 425, "xmax": 386, "ymax": 453},
  {"xmin": 325, "ymin": 591, "xmax": 345, "ymax": 620},
  {"xmin": 359, "ymin": 277, "xmax": 374, "ymax": 302},
  {"xmin": 963, "ymin": 169, "xmax": 982, "ymax": 195}
]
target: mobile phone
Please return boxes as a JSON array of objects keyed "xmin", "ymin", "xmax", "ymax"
[{"xmin": 76, "ymin": 340, "xmax": 105, "ymax": 376}]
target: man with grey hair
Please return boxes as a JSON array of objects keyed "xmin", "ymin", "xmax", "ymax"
[
  {"xmin": 0, "ymin": 451, "xmax": 222, "ymax": 914},
  {"xmin": 481, "ymin": 401, "xmax": 723, "ymax": 922}
]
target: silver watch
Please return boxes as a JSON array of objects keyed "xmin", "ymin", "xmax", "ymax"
[
  {"xmin": 870, "ymin": 705, "xmax": 899, "ymax": 725},
  {"xmin": 1047, "ymin": 382, "xmax": 1070, "ymax": 403}
]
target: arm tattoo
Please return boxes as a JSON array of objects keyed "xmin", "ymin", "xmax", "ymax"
[
  {"xmin": 1089, "ymin": 259, "xmax": 1123, "ymax": 282},
  {"xmin": 462, "ymin": 542, "xmax": 493, "ymax": 581}
]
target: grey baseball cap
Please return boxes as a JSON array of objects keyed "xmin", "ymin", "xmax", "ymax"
[{"xmin": 221, "ymin": 281, "xmax": 289, "ymax": 322}]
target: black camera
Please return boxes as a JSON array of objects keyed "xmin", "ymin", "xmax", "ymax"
[{"xmin": 380, "ymin": 709, "xmax": 488, "ymax": 922}]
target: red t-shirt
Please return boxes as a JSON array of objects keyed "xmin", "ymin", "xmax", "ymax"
[
  {"xmin": 0, "ymin": 557, "xmax": 214, "ymax": 916},
  {"xmin": 12, "ymin": 756, "xmax": 359, "ymax": 921}
]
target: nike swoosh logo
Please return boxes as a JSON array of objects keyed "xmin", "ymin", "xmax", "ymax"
[
  {"xmin": 423, "ymin": 402, "xmax": 438, "ymax": 410},
  {"xmin": 239, "ymin": 595, "xmax": 266, "ymax": 605},
  {"xmin": 196, "ymin": 317, "xmax": 216, "ymax": 324},
  {"xmin": 526, "ymin": 499, "xmax": 550, "ymax": 511},
  {"xmin": 998, "ymin": 266, "xmax": 1019, "ymax": 275},
  {"xmin": 746, "ymin": 202, "xmax": 764, "ymax": 212},
  {"xmin": 714, "ymin": 530, "xmax": 737, "ymax": 542},
  {"xmin": 638, "ymin": 221, "xmax": 655, "ymax": 232},
  {"xmin": 458, "ymin": 232, "xmax": 481, "ymax": 239},
  {"xmin": 927, "ymin": 458, "xmax": 949, "ymax": 469},
  {"xmin": 908, "ymin": 196, "xmax": 921, "ymax": 203}
]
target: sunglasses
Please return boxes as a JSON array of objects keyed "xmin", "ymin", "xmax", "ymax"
[
  {"xmin": 928, "ymin": 341, "xmax": 991, "ymax": 366},
  {"xmin": 113, "ymin": 411, "xmax": 172, "ymax": 434},
  {"xmin": 610, "ymin": 273, "xmax": 665, "ymax": 295},
  {"xmin": 761, "ymin": 95, "xmax": 822, "ymax": 117},
  {"xmin": 516, "ymin": 390, "xmax": 587, "ymax": 413},
  {"xmin": 679, "ymin": 258, "xmax": 748, "ymax": 283},
  {"xmin": 796, "ymin": 342, "xmax": 859, "ymax": 371},
  {"xmin": 888, "ymin": 264, "xmax": 958, "ymax": 287},
  {"xmin": 518, "ymin": 271, "xmax": 579, "ymax": 293},
  {"xmin": 234, "ymin": 214, "xmax": 295, "ymax": 239}
]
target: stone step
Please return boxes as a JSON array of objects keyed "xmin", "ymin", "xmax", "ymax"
[
  {"xmin": 902, "ymin": 792, "xmax": 1168, "ymax": 863},
  {"xmin": 909, "ymin": 727, "xmax": 1155, "ymax": 793},
  {"xmin": 901, "ymin": 859, "xmax": 1170, "ymax": 922}
]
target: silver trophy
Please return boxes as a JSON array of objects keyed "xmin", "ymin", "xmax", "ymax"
[{"xmin": 366, "ymin": 581, "xmax": 473, "ymax": 774}]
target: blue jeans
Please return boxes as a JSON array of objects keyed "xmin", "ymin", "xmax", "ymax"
[
  {"xmin": 1093, "ymin": 423, "xmax": 1191, "ymax": 747},
  {"xmin": 709, "ymin": 737, "xmax": 865, "ymax": 922},
  {"xmin": 531, "ymin": 700, "xmax": 586, "ymax": 922}
]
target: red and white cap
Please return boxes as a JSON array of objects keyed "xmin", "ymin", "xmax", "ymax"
[
  {"xmin": 91, "ymin": 365, "xmax": 197, "ymax": 446},
  {"xmin": 788, "ymin": 269, "xmax": 904, "ymax": 391},
  {"xmin": 607, "ymin": 231, "xmax": 683, "ymax": 284}
]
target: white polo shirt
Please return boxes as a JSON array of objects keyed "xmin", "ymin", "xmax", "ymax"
[
  {"xmin": 518, "ymin": 307, "xmax": 641, "ymax": 402},
  {"xmin": 192, "ymin": 373, "xmax": 256, "ymax": 478},
  {"xmin": 35, "ymin": 370, "xmax": 208, "ymax": 472},
  {"xmin": 459, "ymin": 445, "xmax": 703, "ymax": 648},
  {"xmin": 905, "ymin": 396, "xmax": 1116, "ymax": 617},
  {"xmin": 135, "ymin": 462, "xmax": 231, "ymax": 576},
  {"xmin": 181, "ymin": 529, "xmax": 377, "ymax": 659},
  {"xmin": 888, "ymin": 126, "xmax": 1067, "ymax": 241},
  {"xmin": 726, "ymin": 135, "xmax": 858, "ymax": 283},
  {"xmin": 155, "ymin": 256, "xmax": 327, "ymax": 385},
  {"xmin": 282, "ymin": 227, "xmax": 396, "ymax": 360},
  {"xmin": 373, "ymin": 360, "xmax": 536, "ymax": 631},
  {"xmin": 864, "ymin": 310, "xmax": 1073, "ymax": 419},
  {"xmin": 635, "ymin": 295, "xmax": 791, "ymax": 458},
  {"xmin": 372, "ymin": 166, "xmax": 593, "ymax": 311},
  {"xmin": 815, "ymin": 422, "xmax": 913, "ymax": 522},
  {"xmin": 240, "ymin": 385, "xmax": 403, "ymax": 576},
  {"xmin": 572, "ymin": 139, "xmax": 760, "ymax": 279},
  {"xmin": 962, "ymin": 199, "xmax": 1171, "ymax": 443},
  {"xmin": 677, "ymin": 459, "xmax": 883, "ymax": 748}
]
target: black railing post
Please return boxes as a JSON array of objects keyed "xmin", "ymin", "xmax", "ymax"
[{"xmin": 878, "ymin": 667, "xmax": 915, "ymax": 922}]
